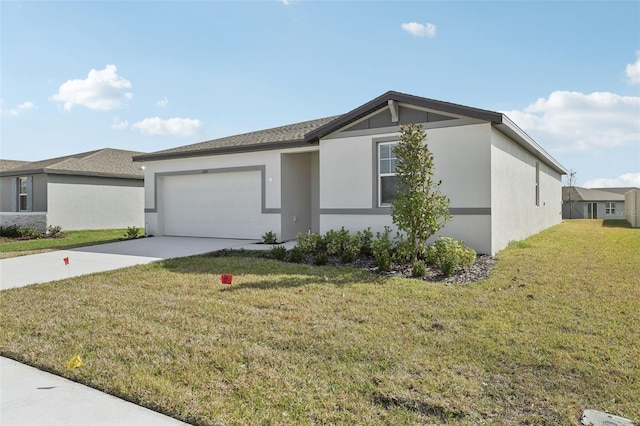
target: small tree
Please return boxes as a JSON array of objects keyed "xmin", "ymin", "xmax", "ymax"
[
  {"xmin": 392, "ymin": 123, "xmax": 451, "ymax": 263},
  {"xmin": 563, "ymin": 169, "xmax": 577, "ymax": 219}
]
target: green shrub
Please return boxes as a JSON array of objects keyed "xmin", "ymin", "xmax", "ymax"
[
  {"xmin": 270, "ymin": 245, "xmax": 287, "ymax": 261},
  {"xmin": 124, "ymin": 226, "xmax": 141, "ymax": 240},
  {"xmin": 411, "ymin": 260, "xmax": 427, "ymax": 278},
  {"xmin": 341, "ymin": 233, "xmax": 361, "ymax": 264},
  {"xmin": 262, "ymin": 231, "xmax": 278, "ymax": 244},
  {"xmin": 372, "ymin": 227, "xmax": 393, "ymax": 272},
  {"xmin": 47, "ymin": 225, "xmax": 63, "ymax": 237},
  {"xmin": 295, "ymin": 231, "xmax": 321, "ymax": 254},
  {"xmin": 325, "ymin": 227, "xmax": 351, "ymax": 256},
  {"xmin": 290, "ymin": 247, "xmax": 305, "ymax": 263},
  {"xmin": 19, "ymin": 227, "xmax": 44, "ymax": 239},
  {"xmin": 357, "ymin": 228, "xmax": 374, "ymax": 256},
  {"xmin": 314, "ymin": 252, "xmax": 328, "ymax": 265},
  {"xmin": 425, "ymin": 237, "xmax": 477, "ymax": 277},
  {"xmin": 0, "ymin": 225, "xmax": 22, "ymax": 238},
  {"xmin": 392, "ymin": 233, "xmax": 414, "ymax": 264},
  {"xmin": 0, "ymin": 225, "xmax": 48, "ymax": 239}
]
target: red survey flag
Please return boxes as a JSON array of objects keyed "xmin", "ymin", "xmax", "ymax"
[
  {"xmin": 63, "ymin": 257, "xmax": 70, "ymax": 265},
  {"xmin": 220, "ymin": 274, "xmax": 233, "ymax": 285}
]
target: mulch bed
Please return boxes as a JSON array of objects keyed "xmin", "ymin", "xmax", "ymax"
[{"xmin": 295, "ymin": 253, "xmax": 496, "ymax": 284}]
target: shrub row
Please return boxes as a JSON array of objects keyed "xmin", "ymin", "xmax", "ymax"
[
  {"xmin": 0, "ymin": 225, "xmax": 64, "ymax": 239},
  {"xmin": 269, "ymin": 226, "xmax": 476, "ymax": 277}
]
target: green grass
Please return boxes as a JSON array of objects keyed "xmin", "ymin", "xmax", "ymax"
[
  {"xmin": 0, "ymin": 229, "xmax": 130, "ymax": 259},
  {"xmin": 1, "ymin": 220, "xmax": 639, "ymax": 425}
]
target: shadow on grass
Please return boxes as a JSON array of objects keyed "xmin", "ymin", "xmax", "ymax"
[
  {"xmin": 602, "ymin": 219, "xmax": 633, "ymax": 228},
  {"xmin": 159, "ymin": 251, "xmax": 382, "ymax": 290},
  {"xmin": 372, "ymin": 392, "xmax": 465, "ymax": 421}
]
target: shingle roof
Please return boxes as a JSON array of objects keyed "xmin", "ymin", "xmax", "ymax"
[
  {"xmin": 0, "ymin": 148, "xmax": 145, "ymax": 179},
  {"xmin": 0, "ymin": 159, "xmax": 29, "ymax": 172},
  {"xmin": 133, "ymin": 116, "xmax": 341, "ymax": 161},
  {"xmin": 562, "ymin": 187, "xmax": 627, "ymax": 202},
  {"xmin": 132, "ymin": 90, "xmax": 566, "ymax": 175},
  {"xmin": 594, "ymin": 187, "xmax": 640, "ymax": 195}
]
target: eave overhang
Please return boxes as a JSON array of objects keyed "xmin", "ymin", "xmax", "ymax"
[{"xmin": 132, "ymin": 140, "xmax": 314, "ymax": 162}]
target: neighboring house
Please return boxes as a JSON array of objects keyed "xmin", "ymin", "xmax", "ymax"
[
  {"xmin": 0, "ymin": 160, "xmax": 28, "ymax": 172},
  {"xmin": 562, "ymin": 186, "xmax": 639, "ymax": 220},
  {"xmin": 625, "ymin": 189, "xmax": 640, "ymax": 228},
  {"xmin": 0, "ymin": 148, "xmax": 145, "ymax": 231},
  {"xmin": 134, "ymin": 91, "xmax": 567, "ymax": 255}
]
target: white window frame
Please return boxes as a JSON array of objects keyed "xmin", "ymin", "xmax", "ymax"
[
  {"xmin": 605, "ymin": 202, "xmax": 616, "ymax": 215},
  {"xmin": 18, "ymin": 177, "xmax": 28, "ymax": 211},
  {"xmin": 378, "ymin": 141, "xmax": 398, "ymax": 207}
]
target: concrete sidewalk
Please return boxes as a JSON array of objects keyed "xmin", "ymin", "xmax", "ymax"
[
  {"xmin": 0, "ymin": 357, "xmax": 189, "ymax": 426},
  {"xmin": 0, "ymin": 236, "xmax": 258, "ymax": 290}
]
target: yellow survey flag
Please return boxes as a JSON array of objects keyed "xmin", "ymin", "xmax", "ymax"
[{"xmin": 66, "ymin": 354, "xmax": 83, "ymax": 370}]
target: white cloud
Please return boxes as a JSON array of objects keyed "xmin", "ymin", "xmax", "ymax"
[
  {"xmin": 583, "ymin": 172, "xmax": 640, "ymax": 188},
  {"xmin": 281, "ymin": 0, "xmax": 290, "ymax": 4},
  {"xmin": 0, "ymin": 100, "xmax": 35, "ymax": 116},
  {"xmin": 626, "ymin": 51, "xmax": 640, "ymax": 85},
  {"xmin": 502, "ymin": 91, "xmax": 640, "ymax": 152},
  {"xmin": 156, "ymin": 96, "xmax": 169, "ymax": 107},
  {"xmin": 131, "ymin": 117, "xmax": 202, "ymax": 137},
  {"xmin": 111, "ymin": 117, "xmax": 129, "ymax": 130},
  {"xmin": 401, "ymin": 22, "xmax": 436, "ymax": 38},
  {"xmin": 51, "ymin": 64, "xmax": 133, "ymax": 111}
]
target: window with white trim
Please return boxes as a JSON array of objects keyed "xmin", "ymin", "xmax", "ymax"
[
  {"xmin": 18, "ymin": 177, "xmax": 28, "ymax": 211},
  {"xmin": 605, "ymin": 202, "xmax": 616, "ymax": 215},
  {"xmin": 378, "ymin": 142, "xmax": 399, "ymax": 206}
]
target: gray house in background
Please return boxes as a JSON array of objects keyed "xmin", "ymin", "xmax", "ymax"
[
  {"xmin": 562, "ymin": 186, "xmax": 638, "ymax": 220},
  {"xmin": 0, "ymin": 148, "xmax": 145, "ymax": 232}
]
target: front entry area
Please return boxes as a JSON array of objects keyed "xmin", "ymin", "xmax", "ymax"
[{"xmin": 280, "ymin": 152, "xmax": 319, "ymax": 241}]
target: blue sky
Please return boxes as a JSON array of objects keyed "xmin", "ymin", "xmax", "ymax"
[{"xmin": 1, "ymin": 0, "xmax": 639, "ymax": 187}]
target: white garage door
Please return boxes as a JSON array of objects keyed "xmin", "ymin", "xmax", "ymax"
[{"xmin": 161, "ymin": 171, "xmax": 264, "ymax": 239}]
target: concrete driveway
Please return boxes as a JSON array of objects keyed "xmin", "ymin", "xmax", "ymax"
[{"xmin": 0, "ymin": 236, "xmax": 258, "ymax": 290}]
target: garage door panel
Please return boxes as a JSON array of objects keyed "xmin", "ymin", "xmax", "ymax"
[{"xmin": 161, "ymin": 171, "xmax": 265, "ymax": 239}]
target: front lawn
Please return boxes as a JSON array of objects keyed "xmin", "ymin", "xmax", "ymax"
[
  {"xmin": 0, "ymin": 228, "xmax": 132, "ymax": 259},
  {"xmin": 1, "ymin": 220, "xmax": 638, "ymax": 425}
]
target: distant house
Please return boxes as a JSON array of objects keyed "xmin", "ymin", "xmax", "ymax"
[
  {"xmin": 562, "ymin": 186, "xmax": 639, "ymax": 220},
  {"xmin": 0, "ymin": 149, "xmax": 145, "ymax": 231},
  {"xmin": 134, "ymin": 91, "xmax": 567, "ymax": 255}
]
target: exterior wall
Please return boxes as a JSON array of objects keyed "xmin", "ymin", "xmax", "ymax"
[
  {"xmin": 141, "ymin": 147, "xmax": 317, "ymax": 238},
  {"xmin": 318, "ymin": 120, "xmax": 494, "ymax": 254},
  {"xmin": 0, "ymin": 213, "xmax": 47, "ymax": 231},
  {"xmin": 563, "ymin": 201, "xmax": 626, "ymax": 220},
  {"xmin": 625, "ymin": 190, "xmax": 639, "ymax": 227},
  {"xmin": 562, "ymin": 201, "xmax": 585, "ymax": 219},
  {"xmin": 600, "ymin": 201, "xmax": 626, "ymax": 220},
  {"xmin": 0, "ymin": 174, "xmax": 47, "ymax": 212},
  {"xmin": 0, "ymin": 177, "xmax": 12, "ymax": 211},
  {"xmin": 490, "ymin": 128, "xmax": 563, "ymax": 253},
  {"xmin": 46, "ymin": 175, "xmax": 144, "ymax": 230}
]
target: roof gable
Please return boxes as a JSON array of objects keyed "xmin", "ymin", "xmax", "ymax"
[{"xmin": 304, "ymin": 91, "xmax": 502, "ymax": 143}]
